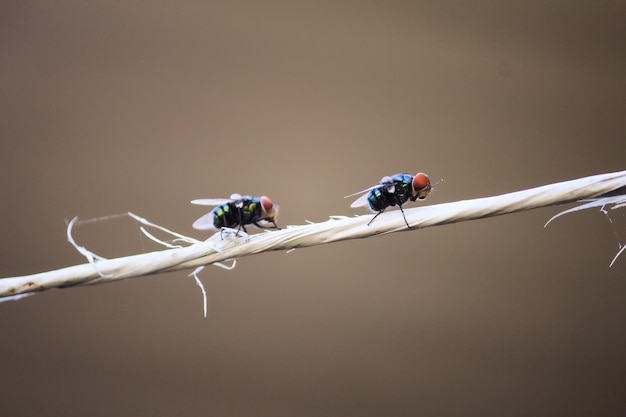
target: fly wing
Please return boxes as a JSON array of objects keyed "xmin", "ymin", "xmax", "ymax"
[
  {"xmin": 190, "ymin": 198, "xmax": 232, "ymax": 206},
  {"xmin": 192, "ymin": 210, "xmax": 218, "ymax": 231},
  {"xmin": 345, "ymin": 185, "xmax": 379, "ymax": 208},
  {"xmin": 349, "ymin": 191, "xmax": 372, "ymax": 208},
  {"xmin": 344, "ymin": 184, "xmax": 379, "ymax": 199}
]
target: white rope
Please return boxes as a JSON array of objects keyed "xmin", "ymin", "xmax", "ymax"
[{"xmin": 1, "ymin": 170, "xmax": 625, "ymax": 299}]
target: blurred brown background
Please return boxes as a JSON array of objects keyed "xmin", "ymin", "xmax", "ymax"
[{"xmin": 1, "ymin": 1, "xmax": 625, "ymax": 416}]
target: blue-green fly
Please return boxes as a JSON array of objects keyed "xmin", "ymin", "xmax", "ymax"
[
  {"xmin": 346, "ymin": 173, "xmax": 435, "ymax": 228},
  {"xmin": 191, "ymin": 194, "xmax": 279, "ymax": 234}
]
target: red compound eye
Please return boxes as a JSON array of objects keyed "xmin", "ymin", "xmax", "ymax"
[
  {"xmin": 412, "ymin": 173, "xmax": 431, "ymax": 191},
  {"xmin": 260, "ymin": 196, "xmax": 274, "ymax": 212}
]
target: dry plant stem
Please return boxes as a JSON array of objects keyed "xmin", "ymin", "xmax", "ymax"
[{"xmin": 1, "ymin": 170, "xmax": 626, "ymax": 299}]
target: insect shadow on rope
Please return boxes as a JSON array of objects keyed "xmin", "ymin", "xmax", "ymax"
[
  {"xmin": 191, "ymin": 194, "xmax": 280, "ymax": 238},
  {"xmin": 346, "ymin": 172, "xmax": 440, "ymax": 228}
]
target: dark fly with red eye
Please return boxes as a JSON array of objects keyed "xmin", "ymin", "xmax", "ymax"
[
  {"xmin": 191, "ymin": 193, "xmax": 279, "ymax": 235},
  {"xmin": 346, "ymin": 173, "xmax": 436, "ymax": 228}
]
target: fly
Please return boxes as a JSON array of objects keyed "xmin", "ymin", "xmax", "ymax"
[
  {"xmin": 346, "ymin": 173, "xmax": 436, "ymax": 228},
  {"xmin": 191, "ymin": 194, "xmax": 279, "ymax": 235}
]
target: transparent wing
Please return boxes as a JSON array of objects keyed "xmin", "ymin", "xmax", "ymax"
[
  {"xmin": 345, "ymin": 184, "xmax": 379, "ymax": 208},
  {"xmin": 190, "ymin": 198, "xmax": 232, "ymax": 206},
  {"xmin": 350, "ymin": 191, "xmax": 373, "ymax": 208},
  {"xmin": 344, "ymin": 184, "xmax": 379, "ymax": 199},
  {"xmin": 192, "ymin": 210, "xmax": 219, "ymax": 230}
]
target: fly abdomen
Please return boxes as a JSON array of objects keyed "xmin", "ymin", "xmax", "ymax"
[
  {"xmin": 368, "ymin": 188, "xmax": 396, "ymax": 212},
  {"xmin": 213, "ymin": 203, "xmax": 239, "ymax": 229}
]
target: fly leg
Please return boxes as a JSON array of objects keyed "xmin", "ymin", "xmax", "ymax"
[
  {"xmin": 398, "ymin": 204, "xmax": 411, "ymax": 229},
  {"xmin": 234, "ymin": 206, "xmax": 246, "ymax": 236},
  {"xmin": 367, "ymin": 210, "xmax": 385, "ymax": 226},
  {"xmin": 220, "ymin": 225, "xmax": 245, "ymax": 239},
  {"xmin": 219, "ymin": 222, "xmax": 245, "ymax": 239}
]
